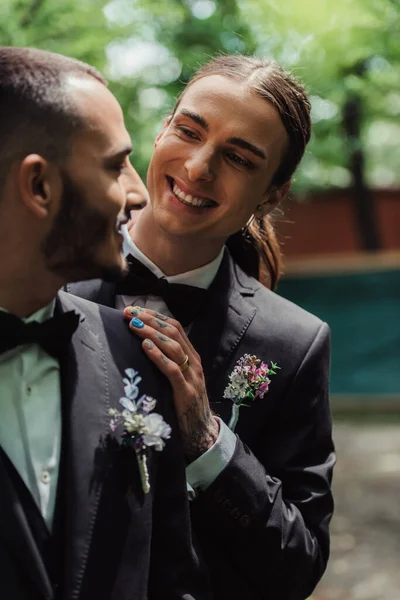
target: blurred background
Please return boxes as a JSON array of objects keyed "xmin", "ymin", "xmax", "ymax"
[{"xmin": 1, "ymin": 0, "xmax": 399, "ymax": 597}]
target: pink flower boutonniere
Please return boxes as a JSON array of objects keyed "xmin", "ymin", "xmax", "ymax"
[{"xmin": 223, "ymin": 354, "xmax": 280, "ymax": 431}]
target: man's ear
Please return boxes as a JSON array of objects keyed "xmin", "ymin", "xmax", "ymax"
[
  {"xmin": 154, "ymin": 116, "xmax": 172, "ymax": 147},
  {"xmin": 18, "ymin": 154, "xmax": 54, "ymax": 219},
  {"xmin": 256, "ymin": 180, "xmax": 291, "ymax": 218}
]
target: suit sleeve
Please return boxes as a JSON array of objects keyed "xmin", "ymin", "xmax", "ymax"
[
  {"xmin": 148, "ymin": 394, "xmax": 212, "ymax": 600},
  {"xmin": 190, "ymin": 322, "xmax": 335, "ymax": 600}
]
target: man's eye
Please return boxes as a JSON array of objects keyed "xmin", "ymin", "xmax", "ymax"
[
  {"xmin": 227, "ymin": 152, "xmax": 250, "ymax": 167},
  {"xmin": 175, "ymin": 125, "xmax": 199, "ymax": 140}
]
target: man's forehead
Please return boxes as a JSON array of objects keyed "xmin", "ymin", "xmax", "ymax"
[
  {"xmin": 65, "ymin": 76, "xmax": 121, "ymax": 124},
  {"xmin": 70, "ymin": 125, "xmax": 132, "ymax": 159},
  {"xmin": 65, "ymin": 76, "xmax": 130, "ymax": 152}
]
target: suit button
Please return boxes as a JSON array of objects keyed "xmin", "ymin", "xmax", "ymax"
[
  {"xmin": 230, "ymin": 507, "xmax": 241, "ymax": 519},
  {"xmin": 214, "ymin": 489, "xmax": 224, "ymax": 504},
  {"xmin": 222, "ymin": 499, "xmax": 233, "ymax": 512},
  {"xmin": 239, "ymin": 514, "xmax": 250, "ymax": 528}
]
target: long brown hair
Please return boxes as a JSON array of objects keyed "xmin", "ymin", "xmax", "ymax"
[{"xmin": 172, "ymin": 55, "xmax": 312, "ymax": 289}]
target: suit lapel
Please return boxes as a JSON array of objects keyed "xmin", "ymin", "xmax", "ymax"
[
  {"xmin": 189, "ymin": 252, "xmax": 257, "ymax": 421},
  {"xmin": 65, "ymin": 279, "xmax": 116, "ymax": 308},
  {"xmin": 0, "ymin": 449, "xmax": 53, "ymax": 599},
  {"xmin": 56, "ymin": 295, "xmax": 115, "ymax": 599}
]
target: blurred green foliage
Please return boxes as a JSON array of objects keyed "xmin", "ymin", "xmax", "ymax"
[
  {"xmin": 1, "ymin": 0, "xmax": 399, "ymax": 192},
  {"xmin": 242, "ymin": 0, "xmax": 400, "ymax": 193}
]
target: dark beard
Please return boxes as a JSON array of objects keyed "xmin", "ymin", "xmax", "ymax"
[{"xmin": 42, "ymin": 170, "xmax": 126, "ymax": 283}]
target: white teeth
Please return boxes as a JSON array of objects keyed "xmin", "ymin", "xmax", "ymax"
[{"xmin": 172, "ymin": 183, "xmax": 213, "ymax": 207}]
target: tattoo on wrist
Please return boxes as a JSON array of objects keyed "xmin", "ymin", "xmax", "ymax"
[{"xmin": 178, "ymin": 390, "xmax": 218, "ymax": 461}]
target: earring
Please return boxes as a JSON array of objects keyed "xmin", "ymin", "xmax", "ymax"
[
  {"xmin": 241, "ymin": 204, "xmax": 264, "ymax": 235},
  {"xmin": 244, "ymin": 214, "xmax": 255, "ymax": 229}
]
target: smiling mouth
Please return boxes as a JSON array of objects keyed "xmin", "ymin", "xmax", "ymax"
[{"xmin": 167, "ymin": 177, "xmax": 217, "ymax": 208}]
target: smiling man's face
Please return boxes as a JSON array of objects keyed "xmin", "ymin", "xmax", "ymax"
[
  {"xmin": 43, "ymin": 76, "xmax": 133, "ymax": 282},
  {"xmin": 146, "ymin": 74, "xmax": 288, "ymax": 247}
]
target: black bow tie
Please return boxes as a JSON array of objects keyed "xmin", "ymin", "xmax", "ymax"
[
  {"xmin": 116, "ymin": 255, "xmax": 208, "ymax": 326},
  {"xmin": 0, "ymin": 310, "xmax": 80, "ymax": 359}
]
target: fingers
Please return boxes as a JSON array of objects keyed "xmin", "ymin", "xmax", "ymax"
[
  {"xmin": 123, "ymin": 307, "xmax": 216, "ymax": 459},
  {"xmin": 127, "ymin": 313, "xmax": 188, "ymax": 367},
  {"xmin": 124, "ymin": 306, "xmax": 197, "ymax": 359},
  {"xmin": 123, "ymin": 306, "xmax": 182, "ymax": 337},
  {"xmin": 140, "ymin": 337, "xmax": 211, "ymax": 433},
  {"xmin": 140, "ymin": 338, "xmax": 188, "ymax": 389}
]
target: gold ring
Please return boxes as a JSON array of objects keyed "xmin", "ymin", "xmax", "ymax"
[{"xmin": 178, "ymin": 355, "xmax": 190, "ymax": 373}]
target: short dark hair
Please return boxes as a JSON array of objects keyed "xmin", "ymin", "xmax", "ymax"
[{"xmin": 0, "ymin": 46, "xmax": 107, "ymax": 190}]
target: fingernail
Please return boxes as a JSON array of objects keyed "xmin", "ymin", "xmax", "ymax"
[
  {"xmin": 131, "ymin": 317, "xmax": 144, "ymax": 329},
  {"xmin": 144, "ymin": 339, "xmax": 154, "ymax": 349},
  {"xmin": 126, "ymin": 305, "xmax": 142, "ymax": 316}
]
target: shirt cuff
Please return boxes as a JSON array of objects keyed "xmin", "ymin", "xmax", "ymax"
[{"xmin": 186, "ymin": 417, "xmax": 237, "ymax": 499}]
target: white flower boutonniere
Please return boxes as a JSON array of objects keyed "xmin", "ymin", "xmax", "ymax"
[
  {"xmin": 109, "ymin": 368, "xmax": 171, "ymax": 494},
  {"xmin": 223, "ymin": 354, "xmax": 280, "ymax": 431}
]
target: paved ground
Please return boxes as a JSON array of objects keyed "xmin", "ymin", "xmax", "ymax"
[{"xmin": 313, "ymin": 420, "xmax": 400, "ymax": 600}]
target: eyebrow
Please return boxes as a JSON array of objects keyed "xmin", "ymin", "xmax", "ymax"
[
  {"xmin": 178, "ymin": 109, "xmax": 208, "ymax": 131},
  {"xmin": 227, "ymin": 137, "xmax": 266, "ymax": 160},
  {"xmin": 105, "ymin": 144, "xmax": 132, "ymax": 161},
  {"xmin": 177, "ymin": 109, "xmax": 266, "ymax": 160}
]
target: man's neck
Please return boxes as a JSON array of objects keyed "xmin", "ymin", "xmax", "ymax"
[
  {"xmin": 132, "ymin": 210, "xmax": 223, "ymax": 276},
  {"xmin": 0, "ymin": 260, "xmax": 61, "ymax": 319}
]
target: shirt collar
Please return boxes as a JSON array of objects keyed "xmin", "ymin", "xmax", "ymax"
[
  {"xmin": 0, "ymin": 300, "xmax": 55, "ymax": 323},
  {"xmin": 121, "ymin": 224, "xmax": 225, "ymax": 290}
]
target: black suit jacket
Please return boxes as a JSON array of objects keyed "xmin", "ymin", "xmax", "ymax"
[
  {"xmin": 66, "ymin": 251, "xmax": 335, "ymax": 600},
  {"xmin": 0, "ymin": 291, "xmax": 210, "ymax": 600}
]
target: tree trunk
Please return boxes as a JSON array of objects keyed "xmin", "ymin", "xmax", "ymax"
[{"xmin": 343, "ymin": 94, "xmax": 381, "ymax": 251}]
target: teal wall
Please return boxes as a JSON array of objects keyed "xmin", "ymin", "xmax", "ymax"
[{"xmin": 277, "ymin": 269, "xmax": 400, "ymax": 395}]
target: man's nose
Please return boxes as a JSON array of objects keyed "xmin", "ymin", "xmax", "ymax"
[
  {"xmin": 126, "ymin": 191, "xmax": 147, "ymax": 211},
  {"xmin": 121, "ymin": 162, "xmax": 150, "ymax": 210},
  {"xmin": 184, "ymin": 147, "xmax": 215, "ymax": 182}
]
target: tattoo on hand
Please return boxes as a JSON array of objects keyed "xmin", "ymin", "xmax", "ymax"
[
  {"xmin": 155, "ymin": 312, "xmax": 169, "ymax": 321},
  {"xmin": 156, "ymin": 332, "xmax": 170, "ymax": 342},
  {"xmin": 178, "ymin": 390, "xmax": 218, "ymax": 461},
  {"xmin": 154, "ymin": 318, "xmax": 169, "ymax": 329},
  {"xmin": 161, "ymin": 355, "xmax": 170, "ymax": 365}
]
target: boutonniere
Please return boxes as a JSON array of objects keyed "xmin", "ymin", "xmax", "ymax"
[
  {"xmin": 109, "ymin": 368, "xmax": 171, "ymax": 494},
  {"xmin": 223, "ymin": 354, "xmax": 280, "ymax": 431}
]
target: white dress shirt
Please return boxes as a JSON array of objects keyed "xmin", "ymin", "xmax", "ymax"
[
  {"xmin": 0, "ymin": 302, "xmax": 61, "ymax": 530},
  {"xmin": 118, "ymin": 225, "xmax": 237, "ymax": 496}
]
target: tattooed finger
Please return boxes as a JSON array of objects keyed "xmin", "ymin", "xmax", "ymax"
[{"xmin": 157, "ymin": 332, "xmax": 171, "ymax": 343}]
